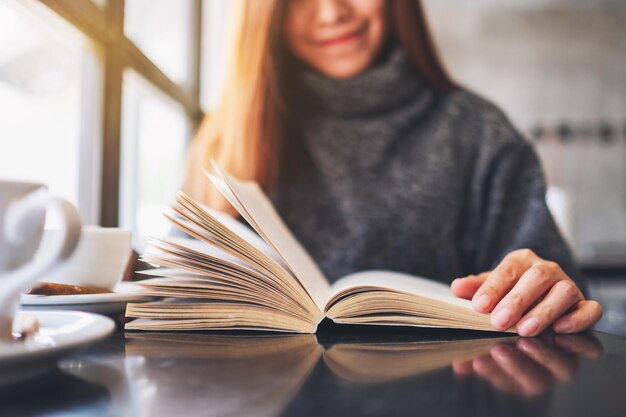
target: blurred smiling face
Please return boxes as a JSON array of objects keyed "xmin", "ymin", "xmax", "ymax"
[{"xmin": 283, "ymin": 0, "xmax": 389, "ymax": 79}]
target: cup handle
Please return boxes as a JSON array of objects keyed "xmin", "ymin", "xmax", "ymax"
[{"xmin": 0, "ymin": 189, "xmax": 81, "ymax": 340}]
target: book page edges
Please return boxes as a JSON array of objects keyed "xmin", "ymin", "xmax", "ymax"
[
  {"xmin": 326, "ymin": 270, "xmax": 474, "ymax": 309},
  {"xmin": 324, "ymin": 270, "xmax": 513, "ymax": 333},
  {"xmin": 204, "ymin": 162, "xmax": 329, "ymax": 315}
]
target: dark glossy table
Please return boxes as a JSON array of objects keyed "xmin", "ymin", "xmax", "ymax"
[{"xmin": 2, "ymin": 319, "xmax": 626, "ymax": 417}]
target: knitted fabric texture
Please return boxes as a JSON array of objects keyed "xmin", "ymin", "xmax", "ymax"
[{"xmin": 270, "ymin": 43, "xmax": 583, "ymax": 290}]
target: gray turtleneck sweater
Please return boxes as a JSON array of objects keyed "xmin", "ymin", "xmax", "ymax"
[{"xmin": 270, "ymin": 45, "xmax": 584, "ymax": 291}]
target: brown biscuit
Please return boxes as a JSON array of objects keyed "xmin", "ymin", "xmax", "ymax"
[{"xmin": 28, "ymin": 282, "xmax": 113, "ymax": 296}]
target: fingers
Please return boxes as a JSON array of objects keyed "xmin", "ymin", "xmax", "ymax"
[
  {"xmin": 472, "ymin": 249, "xmax": 538, "ymax": 314},
  {"xmin": 451, "ymin": 272, "xmax": 490, "ymax": 300},
  {"xmin": 489, "ymin": 262, "xmax": 562, "ymax": 332},
  {"xmin": 472, "ymin": 354, "xmax": 521, "ymax": 394},
  {"xmin": 516, "ymin": 338, "xmax": 578, "ymax": 382},
  {"xmin": 459, "ymin": 335, "xmax": 604, "ymax": 397},
  {"xmin": 514, "ymin": 279, "xmax": 583, "ymax": 336},
  {"xmin": 553, "ymin": 333, "xmax": 603, "ymax": 360},
  {"xmin": 552, "ymin": 300, "xmax": 603, "ymax": 334},
  {"xmin": 463, "ymin": 249, "xmax": 600, "ymax": 336},
  {"xmin": 490, "ymin": 344, "xmax": 555, "ymax": 397},
  {"xmin": 452, "ymin": 360, "xmax": 473, "ymax": 376}
]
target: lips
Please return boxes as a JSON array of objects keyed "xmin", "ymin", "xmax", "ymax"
[{"xmin": 315, "ymin": 24, "xmax": 367, "ymax": 48}]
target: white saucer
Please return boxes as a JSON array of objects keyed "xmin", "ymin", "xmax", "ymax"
[
  {"xmin": 20, "ymin": 282, "xmax": 154, "ymax": 315},
  {"xmin": 0, "ymin": 310, "xmax": 115, "ymax": 387}
]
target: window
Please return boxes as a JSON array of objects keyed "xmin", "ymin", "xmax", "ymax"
[
  {"xmin": 0, "ymin": 0, "xmax": 205, "ymax": 250},
  {"xmin": 124, "ymin": 0, "xmax": 195, "ymax": 88},
  {"xmin": 121, "ymin": 70, "xmax": 189, "ymax": 249},
  {"xmin": 0, "ymin": 0, "xmax": 101, "ymax": 226}
]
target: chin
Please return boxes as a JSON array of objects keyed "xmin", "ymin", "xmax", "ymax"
[{"xmin": 317, "ymin": 57, "xmax": 373, "ymax": 80}]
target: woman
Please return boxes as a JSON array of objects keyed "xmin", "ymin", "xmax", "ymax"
[{"xmin": 183, "ymin": 0, "xmax": 602, "ymax": 336}]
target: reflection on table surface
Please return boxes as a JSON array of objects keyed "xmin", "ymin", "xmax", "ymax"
[{"xmin": 2, "ymin": 325, "xmax": 626, "ymax": 417}]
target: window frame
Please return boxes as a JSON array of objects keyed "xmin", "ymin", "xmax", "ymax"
[{"xmin": 39, "ymin": 0, "xmax": 204, "ymax": 227}]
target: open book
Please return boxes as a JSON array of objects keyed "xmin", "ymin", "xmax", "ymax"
[{"xmin": 126, "ymin": 161, "xmax": 509, "ymax": 334}]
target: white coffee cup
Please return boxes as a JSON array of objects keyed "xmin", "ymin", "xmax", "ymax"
[
  {"xmin": 38, "ymin": 227, "xmax": 132, "ymax": 291},
  {"xmin": 0, "ymin": 180, "xmax": 81, "ymax": 341}
]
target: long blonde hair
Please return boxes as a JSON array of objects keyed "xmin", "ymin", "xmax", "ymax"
[{"xmin": 183, "ymin": 0, "xmax": 454, "ymax": 213}]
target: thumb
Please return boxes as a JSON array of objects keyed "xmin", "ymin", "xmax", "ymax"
[{"xmin": 451, "ymin": 271, "xmax": 490, "ymax": 300}]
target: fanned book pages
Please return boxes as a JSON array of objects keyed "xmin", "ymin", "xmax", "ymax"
[{"xmin": 125, "ymin": 160, "xmax": 512, "ymax": 334}]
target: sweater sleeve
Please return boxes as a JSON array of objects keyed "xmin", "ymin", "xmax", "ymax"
[{"xmin": 473, "ymin": 126, "xmax": 586, "ymax": 295}]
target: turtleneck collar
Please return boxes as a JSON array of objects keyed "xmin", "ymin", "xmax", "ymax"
[
  {"xmin": 285, "ymin": 39, "xmax": 433, "ymax": 118},
  {"xmin": 278, "ymin": 39, "xmax": 437, "ymax": 176}
]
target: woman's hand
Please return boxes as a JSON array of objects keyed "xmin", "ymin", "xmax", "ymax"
[
  {"xmin": 451, "ymin": 249, "xmax": 603, "ymax": 336},
  {"xmin": 452, "ymin": 333, "xmax": 603, "ymax": 397}
]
